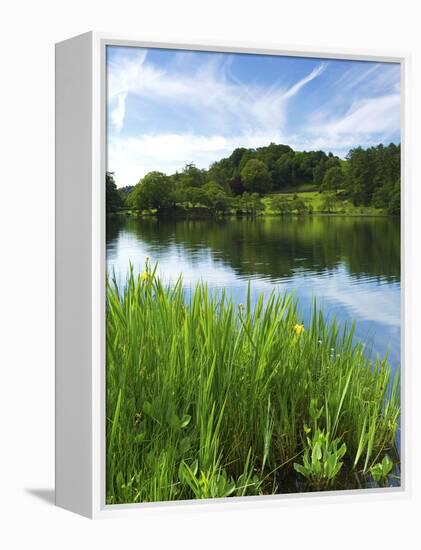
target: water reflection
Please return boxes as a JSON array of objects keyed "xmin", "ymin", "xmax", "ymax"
[{"xmin": 106, "ymin": 216, "xmax": 400, "ymax": 371}]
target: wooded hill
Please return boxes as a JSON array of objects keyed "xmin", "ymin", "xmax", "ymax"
[{"xmin": 106, "ymin": 142, "xmax": 401, "ymax": 216}]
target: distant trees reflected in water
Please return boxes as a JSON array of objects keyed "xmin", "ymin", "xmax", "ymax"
[{"xmin": 106, "ymin": 216, "xmax": 400, "ymax": 284}]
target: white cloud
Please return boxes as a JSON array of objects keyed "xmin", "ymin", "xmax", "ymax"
[
  {"xmin": 334, "ymin": 62, "xmax": 399, "ymax": 95},
  {"xmin": 324, "ymin": 94, "xmax": 400, "ymax": 137},
  {"xmin": 107, "ymin": 50, "xmax": 326, "ymax": 136},
  {"xmin": 300, "ymin": 62, "xmax": 400, "ymax": 154},
  {"xmin": 107, "ymin": 51, "xmax": 328, "ymax": 185},
  {"xmin": 109, "ymin": 92, "xmax": 127, "ymax": 132},
  {"xmin": 301, "ymin": 93, "xmax": 401, "ymax": 156},
  {"xmin": 283, "ymin": 63, "xmax": 327, "ymax": 99},
  {"xmin": 108, "ymin": 88, "xmax": 401, "ymax": 185},
  {"xmin": 334, "ymin": 63, "xmax": 380, "ymax": 90},
  {"xmin": 108, "ymin": 91, "xmax": 401, "ymax": 186},
  {"xmin": 108, "ymin": 131, "xmax": 285, "ymax": 186},
  {"xmin": 107, "ymin": 50, "xmax": 400, "ymax": 186}
]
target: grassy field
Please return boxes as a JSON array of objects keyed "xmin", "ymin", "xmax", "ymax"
[
  {"xmin": 106, "ymin": 265, "xmax": 400, "ymax": 504},
  {"xmin": 263, "ymin": 190, "xmax": 385, "ymax": 216},
  {"xmin": 115, "ymin": 189, "xmax": 386, "ymax": 218}
]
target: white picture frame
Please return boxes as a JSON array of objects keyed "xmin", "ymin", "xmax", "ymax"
[{"xmin": 55, "ymin": 31, "xmax": 410, "ymax": 519}]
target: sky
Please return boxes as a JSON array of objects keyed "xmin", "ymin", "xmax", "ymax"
[{"xmin": 107, "ymin": 46, "xmax": 401, "ymax": 188}]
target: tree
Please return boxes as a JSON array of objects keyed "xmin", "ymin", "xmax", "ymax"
[
  {"xmin": 185, "ymin": 186, "xmax": 207, "ymax": 207},
  {"xmin": 207, "ymin": 162, "xmax": 230, "ymax": 192},
  {"xmin": 106, "ymin": 172, "xmax": 123, "ymax": 213},
  {"xmin": 313, "ymin": 162, "xmax": 326, "ymax": 186},
  {"xmin": 387, "ymin": 183, "xmax": 400, "ymax": 215},
  {"xmin": 290, "ymin": 197, "xmax": 307, "ymax": 215},
  {"xmin": 202, "ymin": 182, "xmax": 230, "ymax": 214},
  {"xmin": 255, "ymin": 142, "xmax": 293, "ymax": 183},
  {"xmin": 250, "ymin": 193, "xmax": 264, "ymax": 216},
  {"xmin": 119, "ymin": 185, "xmax": 134, "ymax": 197},
  {"xmin": 227, "ymin": 147, "xmax": 249, "ymax": 176},
  {"xmin": 240, "ymin": 159, "xmax": 272, "ymax": 195},
  {"xmin": 372, "ymin": 181, "xmax": 393, "ymax": 209},
  {"xmin": 271, "ymin": 195, "xmax": 292, "ymax": 215},
  {"xmin": 238, "ymin": 192, "xmax": 264, "ymax": 216},
  {"xmin": 119, "ymin": 141, "xmax": 400, "ymax": 217},
  {"xmin": 171, "ymin": 184, "xmax": 187, "ymax": 206},
  {"xmin": 321, "ymin": 192, "xmax": 338, "ymax": 213},
  {"xmin": 346, "ymin": 144, "xmax": 400, "ymax": 208},
  {"xmin": 346, "ymin": 146, "xmax": 377, "ymax": 205},
  {"xmin": 131, "ymin": 171, "xmax": 174, "ymax": 214},
  {"xmin": 178, "ymin": 163, "xmax": 206, "ymax": 189},
  {"xmin": 274, "ymin": 153, "xmax": 295, "ymax": 189},
  {"xmin": 321, "ymin": 166, "xmax": 346, "ymax": 193},
  {"xmin": 293, "ymin": 152, "xmax": 313, "ymax": 182},
  {"xmin": 228, "ymin": 175, "xmax": 245, "ymax": 196}
]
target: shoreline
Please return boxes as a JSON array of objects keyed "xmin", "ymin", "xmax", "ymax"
[{"xmin": 108, "ymin": 210, "xmax": 398, "ymax": 220}]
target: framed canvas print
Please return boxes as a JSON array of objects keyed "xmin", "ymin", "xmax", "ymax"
[{"xmin": 55, "ymin": 32, "xmax": 409, "ymax": 518}]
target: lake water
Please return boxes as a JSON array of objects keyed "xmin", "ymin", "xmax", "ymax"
[{"xmin": 106, "ymin": 215, "xmax": 401, "ymax": 373}]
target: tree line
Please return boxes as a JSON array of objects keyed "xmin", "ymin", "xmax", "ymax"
[{"xmin": 106, "ymin": 142, "xmax": 400, "ymax": 216}]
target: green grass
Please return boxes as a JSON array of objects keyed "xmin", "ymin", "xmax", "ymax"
[
  {"xmin": 270, "ymin": 183, "xmax": 319, "ymax": 194},
  {"xmin": 263, "ymin": 191, "xmax": 385, "ymax": 216},
  {"xmin": 106, "ymin": 264, "xmax": 400, "ymax": 504},
  {"xmin": 118, "ymin": 191, "xmax": 385, "ymax": 219}
]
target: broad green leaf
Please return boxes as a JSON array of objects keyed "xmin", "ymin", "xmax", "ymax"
[{"xmin": 180, "ymin": 414, "xmax": 192, "ymax": 428}]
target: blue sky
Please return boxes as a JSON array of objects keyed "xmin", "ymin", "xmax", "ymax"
[{"xmin": 107, "ymin": 46, "xmax": 400, "ymax": 187}]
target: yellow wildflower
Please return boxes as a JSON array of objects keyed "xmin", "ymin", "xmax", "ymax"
[
  {"xmin": 140, "ymin": 270, "xmax": 149, "ymax": 282},
  {"xmin": 293, "ymin": 323, "xmax": 305, "ymax": 336}
]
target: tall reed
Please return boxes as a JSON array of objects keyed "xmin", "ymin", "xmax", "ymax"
[{"xmin": 106, "ymin": 264, "xmax": 400, "ymax": 503}]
